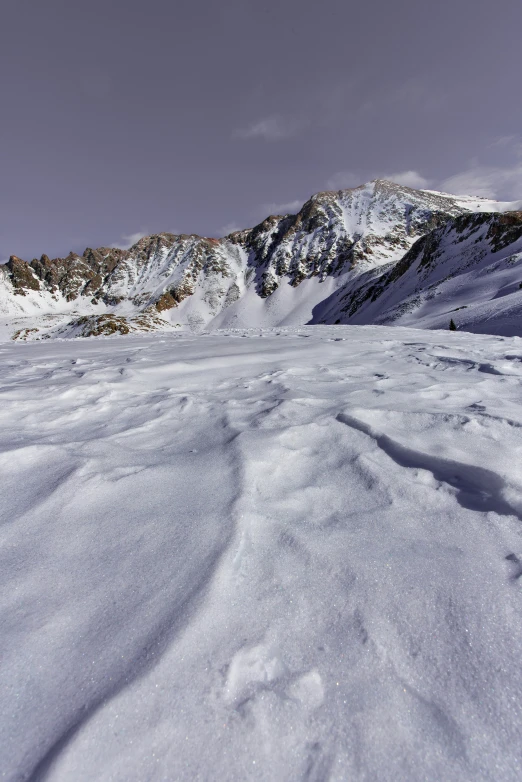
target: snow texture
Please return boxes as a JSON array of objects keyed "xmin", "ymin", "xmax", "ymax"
[{"xmin": 1, "ymin": 325, "xmax": 522, "ymax": 781}]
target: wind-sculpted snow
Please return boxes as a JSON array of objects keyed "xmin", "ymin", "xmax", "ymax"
[{"xmin": 1, "ymin": 326, "xmax": 522, "ymax": 781}]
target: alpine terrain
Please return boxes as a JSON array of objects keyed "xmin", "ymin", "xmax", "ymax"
[
  {"xmin": 2, "ymin": 182, "xmax": 522, "ymax": 782},
  {"xmin": 2, "ymin": 180, "xmax": 522, "ymax": 340}
]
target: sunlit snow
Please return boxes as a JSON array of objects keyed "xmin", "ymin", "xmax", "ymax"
[{"xmin": 1, "ymin": 326, "xmax": 522, "ymax": 781}]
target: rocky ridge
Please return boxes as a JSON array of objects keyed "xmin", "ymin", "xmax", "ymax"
[
  {"xmin": 1, "ymin": 180, "xmax": 521, "ymax": 339},
  {"xmin": 341, "ymin": 210, "xmax": 522, "ymax": 335}
]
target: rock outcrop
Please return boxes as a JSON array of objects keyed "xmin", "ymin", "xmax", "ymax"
[{"xmin": 2, "ymin": 181, "xmax": 521, "ymax": 338}]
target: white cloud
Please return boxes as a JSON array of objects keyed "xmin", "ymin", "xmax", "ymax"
[
  {"xmin": 326, "ymin": 171, "xmax": 361, "ymax": 190},
  {"xmin": 325, "ymin": 163, "xmax": 522, "ymax": 199},
  {"xmin": 378, "ymin": 170, "xmax": 431, "ymax": 190},
  {"xmin": 259, "ymin": 199, "xmax": 303, "ymax": 216},
  {"xmin": 491, "ymin": 134, "xmax": 518, "ymax": 148},
  {"xmin": 326, "ymin": 169, "xmax": 431, "ymax": 191},
  {"xmin": 218, "ymin": 222, "xmax": 243, "ymax": 236},
  {"xmin": 441, "ymin": 163, "xmax": 522, "ymax": 200},
  {"xmin": 489, "ymin": 135, "xmax": 522, "ymax": 157},
  {"xmin": 110, "ymin": 231, "xmax": 148, "ymax": 250},
  {"xmin": 235, "ymin": 116, "xmax": 305, "ymax": 141},
  {"xmin": 385, "ymin": 170, "xmax": 431, "ymax": 189}
]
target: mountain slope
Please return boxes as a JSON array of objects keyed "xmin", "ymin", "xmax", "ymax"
[
  {"xmin": 342, "ymin": 211, "xmax": 522, "ymax": 336},
  {"xmin": 1, "ymin": 180, "xmax": 521, "ymax": 339}
]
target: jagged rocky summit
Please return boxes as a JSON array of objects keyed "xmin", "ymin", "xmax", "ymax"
[{"xmin": 2, "ymin": 179, "xmax": 522, "ymax": 340}]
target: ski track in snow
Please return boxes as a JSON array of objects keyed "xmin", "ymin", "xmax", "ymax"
[{"xmin": 1, "ymin": 325, "xmax": 522, "ymax": 781}]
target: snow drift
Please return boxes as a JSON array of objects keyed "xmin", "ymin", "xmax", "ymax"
[{"xmin": 1, "ymin": 326, "xmax": 522, "ymax": 780}]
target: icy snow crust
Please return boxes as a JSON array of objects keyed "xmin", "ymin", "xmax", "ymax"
[{"xmin": 1, "ymin": 325, "xmax": 522, "ymax": 781}]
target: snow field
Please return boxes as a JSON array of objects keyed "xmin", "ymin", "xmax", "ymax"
[{"xmin": 1, "ymin": 325, "xmax": 522, "ymax": 781}]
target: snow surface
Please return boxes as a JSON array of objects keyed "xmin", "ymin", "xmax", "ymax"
[
  {"xmin": 2, "ymin": 325, "xmax": 522, "ymax": 781},
  {"xmin": 348, "ymin": 216, "xmax": 522, "ymax": 337}
]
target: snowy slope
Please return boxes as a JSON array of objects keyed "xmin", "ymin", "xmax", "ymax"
[
  {"xmin": 344, "ymin": 211, "xmax": 522, "ymax": 336},
  {"xmin": 3, "ymin": 180, "xmax": 521, "ymax": 341},
  {"xmin": 1, "ymin": 326, "xmax": 522, "ymax": 781}
]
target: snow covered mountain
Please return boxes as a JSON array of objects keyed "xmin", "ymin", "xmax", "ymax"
[
  {"xmin": 1, "ymin": 180, "xmax": 521, "ymax": 340},
  {"xmin": 331, "ymin": 210, "xmax": 522, "ymax": 337}
]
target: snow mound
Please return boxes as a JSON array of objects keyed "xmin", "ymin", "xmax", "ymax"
[{"xmin": 1, "ymin": 326, "xmax": 522, "ymax": 781}]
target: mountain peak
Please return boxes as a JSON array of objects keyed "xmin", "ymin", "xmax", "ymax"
[{"xmin": 2, "ymin": 183, "xmax": 521, "ymax": 340}]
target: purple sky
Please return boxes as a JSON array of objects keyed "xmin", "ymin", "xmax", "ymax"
[{"xmin": 2, "ymin": 0, "xmax": 522, "ymax": 261}]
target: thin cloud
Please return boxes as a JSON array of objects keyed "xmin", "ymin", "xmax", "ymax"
[
  {"xmin": 259, "ymin": 199, "xmax": 303, "ymax": 216},
  {"xmin": 491, "ymin": 134, "xmax": 518, "ymax": 148},
  {"xmin": 326, "ymin": 170, "xmax": 431, "ymax": 190},
  {"xmin": 326, "ymin": 171, "xmax": 361, "ymax": 190},
  {"xmin": 218, "ymin": 222, "xmax": 243, "ymax": 237},
  {"xmin": 489, "ymin": 135, "xmax": 522, "ymax": 156},
  {"xmin": 110, "ymin": 231, "xmax": 148, "ymax": 250},
  {"xmin": 385, "ymin": 171, "xmax": 431, "ymax": 189},
  {"xmin": 234, "ymin": 115, "xmax": 306, "ymax": 141},
  {"xmin": 441, "ymin": 163, "xmax": 522, "ymax": 200}
]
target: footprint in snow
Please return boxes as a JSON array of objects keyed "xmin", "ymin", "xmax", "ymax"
[
  {"xmin": 505, "ymin": 553, "xmax": 522, "ymax": 581},
  {"xmin": 224, "ymin": 642, "xmax": 287, "ymax": 707}
]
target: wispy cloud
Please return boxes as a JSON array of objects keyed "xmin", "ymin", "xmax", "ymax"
[
  {"xmin": 489, "ymin": 135, "xmax": 522, "ymax": 156},
  {"xmin": 234, "ymin": 115, "xmax": 306, "ymax": 141},
  {"xmin": 385, "ymin": 171, "xmax": 431, "ymax": 189},
  {"xmin": 326, "ymin": 171, "xmax": 361, "ymax": 190},
  {"xmin": 326, "ymin": 145, "xmax": 522, "ymax": 200},
  {"xmin": 219, "ymin": 200, "xmax": 305, "ymax": 235},
  {"xmin": 326, "ymin": 169, "xmax": 431, "ymax": 191},
  {"xmin": 439, "ymin": 135, "xmax": 522, "ymax": 200},
  {"xmin": 110, "ymin": 231, "xmax": 148, "ymax": 250},
  {"xmin": 218, "ymin": 222, "xmax": 243, "ymax": 237},
  {"xmin": 259, "ymin": 199, "xmax": 303, "ymax": 216},
  {"xmin": 441, "ymin": 163, "xmax": 522, "ymax": 200}
]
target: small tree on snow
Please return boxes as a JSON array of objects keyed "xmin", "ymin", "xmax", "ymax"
[{"xmin": 449, "ymin": 319, "xmax": 457, "ymax": 331}]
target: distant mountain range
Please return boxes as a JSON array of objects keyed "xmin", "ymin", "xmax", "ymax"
[{"xmin": 2, "ymin": 180, "xmax": 521, "ymax": 339}]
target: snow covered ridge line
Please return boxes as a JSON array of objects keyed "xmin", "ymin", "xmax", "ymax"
[
  {"xmin": 342, "ymin": 210, "xmax": 522, "ymax": 336},
  {"xmin": 1, "ymin": 180, "xmax": 522, "ymax": 341}
]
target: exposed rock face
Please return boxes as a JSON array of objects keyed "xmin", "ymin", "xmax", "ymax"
[
  {"xmin": 229, "ymin": 180, "xmax": 472, "ymax": 297},
  {"xmin": 2, "ymin": 180, "xmax": 521, "ymax": 338},
  {"xmin": 1, "ymin": 181, "xmax": 476, "ymax": 306},
  {"xmin": 486, "ymin": 211, "xmax": 522, "ymax": 252},
  {"xmin": 341, "ymin": 211, "xmax": 522, "ymax": 334},
  {"xmin": 6, "ymin": 256, "xmax": 41, "ymax": 294},
  {"xmin": 63, "ymin": 311, "xmax": 167, "ymax": 338}
]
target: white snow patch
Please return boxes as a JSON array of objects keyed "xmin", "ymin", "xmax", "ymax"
[{"xmin": 1, "ymin": 326, "xmax": 522, "ymax": 781}]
